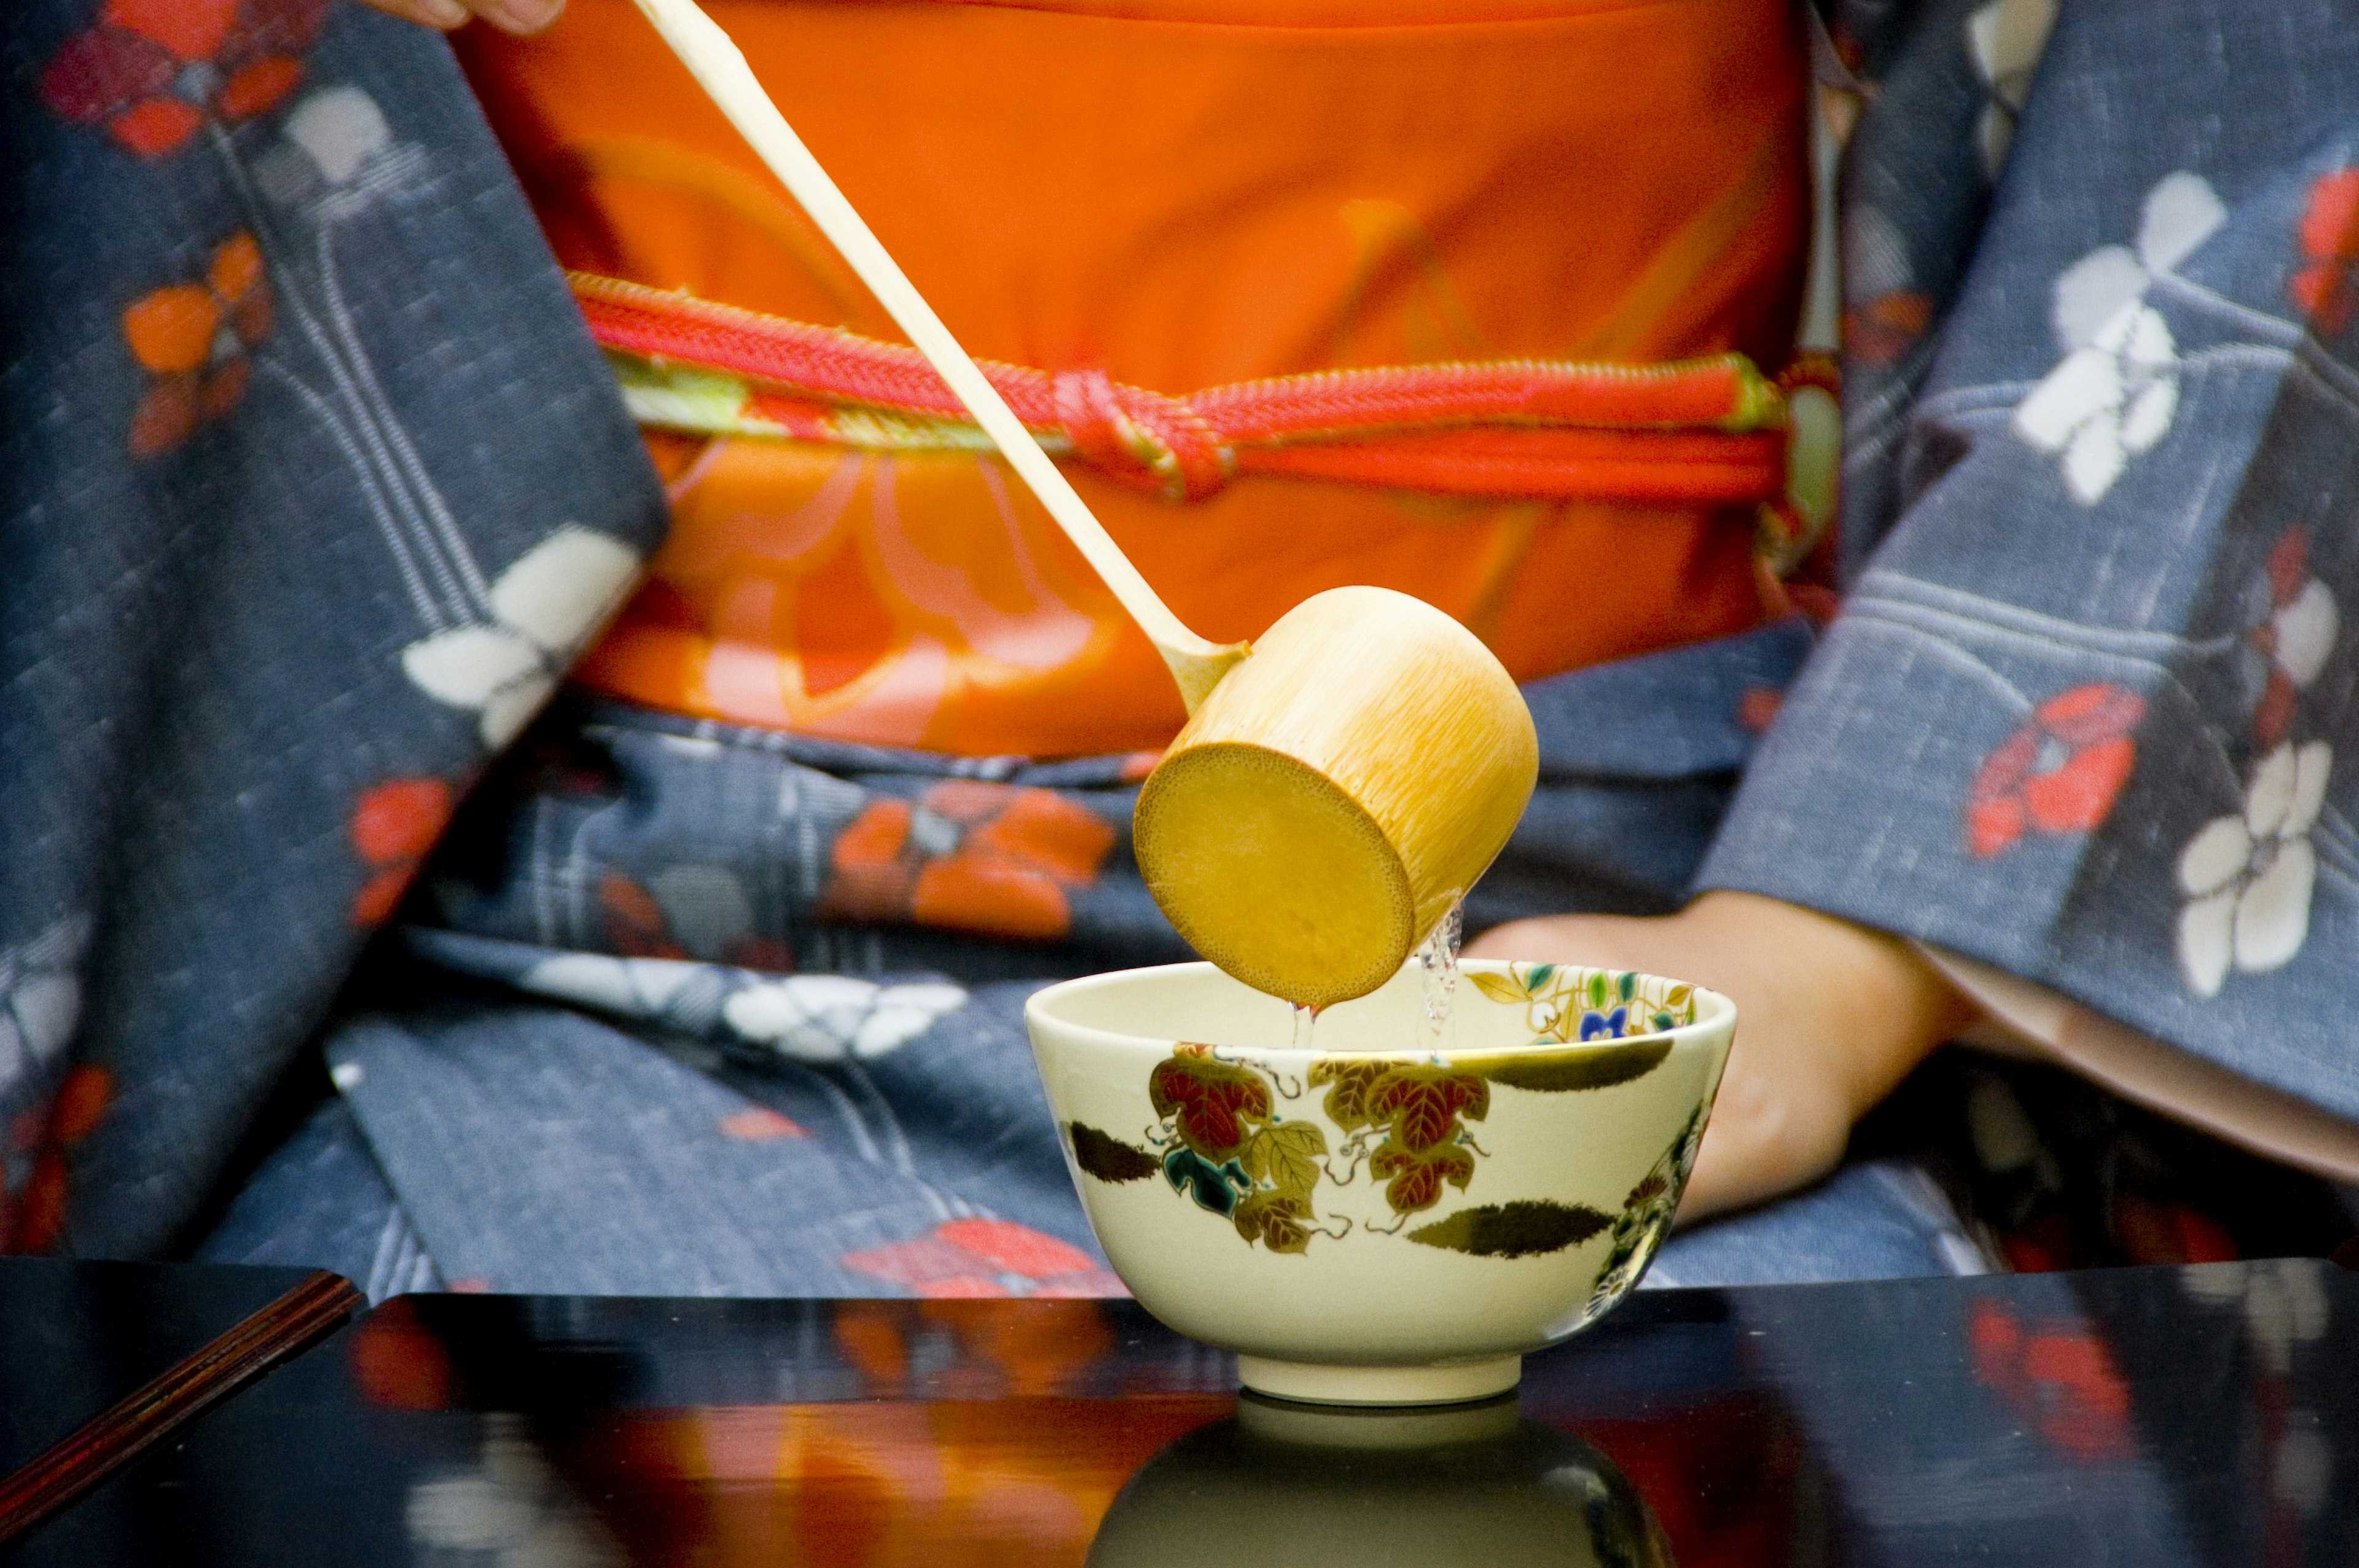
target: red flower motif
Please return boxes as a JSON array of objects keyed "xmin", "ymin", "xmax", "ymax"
[
  {"xmin": 39, "ymin": 0, "xmax": 327, "ymax": 158},
  {"xmin": 1968, "ymin": 1298, "xmax": 2134, "ymax": 1463},
  {"xmin": 2290, "ymin": 168, "xmax": 2359, "ymax": 337},
  {"xmin": 4, "ymin": 1064, "xmax": 112, "ymax": 1254},
  {"xmin": 818, "ymin": 782, "xmax": 1116, "ymax": 942},
  {"xmin": 123, "ymin": 231, "xmax": 273, "ymax": 457},
  {"xmin": 595, "ymin": 875, "xmax": 791, "ymax": 968},
  {"xmin": 600, "ymin": 872, "xmax": 686, "ymax": 959},
  {"xmin": 1736, "ymin": 685, "xmax": 1785, "ymax": 733},
  {"xmin": 2264, "ymin": 526, "xmax": 2310, "ymax": 611},
  {"xmin": 2113, "ymin": 1193, "xmax": 2237, "ymax": 1266},
  {"xmin": 725, "ymin": 935, "xmax": 797, "ymax": 973},
  {"xmin": 350, "ymin": 777, "xmax": 454, "ymax": 926},
  {"xmin": 840, "ymin": 1220, "xmax": 1123, "ymax": 1299},
  {"xmin": 718, "ymin": 1107, "xmax": 806, "ymax": 1142},
  {"xmin": 2246, "ymin": 529, "xmax": 2340, "ymax": 747},
  {"xmin": 350, "ymin": 1298, "xmax": 452, "ymax": 1410},
  {"xmin": 1842, "ymin": 291, "xmax": 1935, "ymax": 366},
  {"xmin": 1964, "ymin": 684, "xmax": 2146, "ymax": 857}
]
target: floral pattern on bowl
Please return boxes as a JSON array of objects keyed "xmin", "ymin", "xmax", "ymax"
[
  {"xmin": 1063, "ymin": 967, "xmax": 1703, "ymax": 1260},
  {"xmin": 1465, "ymin": 963, "xmax": 1702, "ymax": 1042}
]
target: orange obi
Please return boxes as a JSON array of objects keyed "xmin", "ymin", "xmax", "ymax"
[{"xmin": 458, "ymin": 0, "xmax": 1809, "ymax": 757}]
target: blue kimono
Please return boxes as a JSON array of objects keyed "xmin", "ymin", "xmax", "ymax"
[{"xmin": 1, "ymin": 0, "xmax": 2352, "ymax": 1298}]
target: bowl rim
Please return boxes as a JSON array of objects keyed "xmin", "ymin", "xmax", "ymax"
[{"xmin": 1025, "ymin": 958, "xmax": 1734, "ymax": 1061}]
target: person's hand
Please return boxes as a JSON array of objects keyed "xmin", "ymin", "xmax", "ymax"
[
  {"xmin": 1464, "ymin": 891, "xmax": 1978, "ymax": 1222},
  {"xmin": 358, "ymin": 0, "xmax": 565, "ymax": 36}
]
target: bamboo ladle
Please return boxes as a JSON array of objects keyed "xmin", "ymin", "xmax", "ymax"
[{"xmin": 630, "ymin": 0, "xmax": 1538, "ymax": 1008}]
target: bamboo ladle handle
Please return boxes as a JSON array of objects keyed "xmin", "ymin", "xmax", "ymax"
[
  {"xmin": 626, "ymin": 0, "xmax": 1249, "ymax": 712},
  {"xmin": 626, "ymin": 0, "xmax": 1538, "ymax": 1010}
]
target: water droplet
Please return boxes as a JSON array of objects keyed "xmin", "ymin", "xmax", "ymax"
[{"xmin": 1416, "ymin": 897, "xmax": 1464, "ymax": 1055}]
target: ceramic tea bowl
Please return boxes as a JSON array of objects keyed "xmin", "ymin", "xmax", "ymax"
[{"xmin": 1025, "ymin": 959, "xmax": 1735, "ymax": 1405}]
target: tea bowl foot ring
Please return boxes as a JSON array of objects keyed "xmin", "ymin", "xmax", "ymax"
[{"xmin": 1234, "ymin": 1354, "xmax": 1522, "ymax": 1407}]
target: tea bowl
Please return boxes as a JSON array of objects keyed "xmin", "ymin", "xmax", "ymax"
[{"xmin": 1025, "ymin": 958, "xmax": 1735, "ymax": 1405}]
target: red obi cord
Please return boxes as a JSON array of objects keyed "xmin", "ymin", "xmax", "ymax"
[{"xmin": 570, "ymin": 272, "xmax": 1796, "ymax": 507}]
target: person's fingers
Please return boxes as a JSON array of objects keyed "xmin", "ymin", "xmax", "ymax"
[
  {"xmin": 1676, "ymin": 1036, "xmax": 1850, "ymax": 1221},
  {"xmin": 354, "ymin": 0, "xmax": 566, "ymax": 34},
  {"xmin": 356, "ymin": 0, "xmax": 474, "ymax": 26},
  {"xmin": 474, "ymin": 0, "xmax": 567, "ymax": 36}
]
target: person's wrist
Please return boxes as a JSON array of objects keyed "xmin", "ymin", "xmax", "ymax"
[{"xmin": 1683, "ymin": 891, "xmax": 1976, "ymax": 1118}]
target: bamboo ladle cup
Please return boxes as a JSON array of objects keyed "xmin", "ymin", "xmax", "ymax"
[{"xmin": 630, "ymin": 0, "xmax": 1538, "ymax": 1009}]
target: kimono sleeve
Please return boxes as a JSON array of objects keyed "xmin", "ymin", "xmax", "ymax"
[
  {"xmin": 1700, "ymin": 0, "xmax": 2359, "ymax": 1125},
  {"xmin": 0, "ymin": 2, "xmax": 666, "ymax": 1254}
]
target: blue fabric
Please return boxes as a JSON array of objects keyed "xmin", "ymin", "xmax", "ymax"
[
  {"xmin": 1705, "ymin": 0, "xmax": 2359, "ymax": 1115},
  {"xmin": 1644, "ymin": 1158, "xmax": 1991, "ymax": 1290},
  {"xmin": 0, "ymin": 1, "xmax": 666, "ymax": 1255},
  {"xmin": 200, "ymin": 957, "xmax": 1987, "ymax": 1297},
  {"xmin": 200, "ymin": 1099, "xmax": 441, "ymax": 1303},
  {"xmin": 321, "ymin": 617, "xmax": 1841, "ymax": 1293},
  {"xmin": 32, "ymin": 0, "xmax": 2353, "ymax": 1299}
]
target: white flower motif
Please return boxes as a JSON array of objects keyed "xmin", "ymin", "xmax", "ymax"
[
  {"xmin": 2176, "ymin": 741, "xmax": 2332, "ymax": 997},
  {"xmin": 286, "ymin": 87, "xmax": 390, "ymax": 185},
  {"xmin": 722, "ymin": 976, "xmax": 967, "ymax": 1062},
  {"xmin": 2269, "ymin": 580, "xmax": 2341, "ymax": 688},
  {"xmin": 2239, "ymin": 531, "xmax": 2344, "ymax": 743},
  {"xmin": 407, "ymin": 1418, "xmax": 622, "ymax": 1567},
  {"xmin": 516, "ymin": 953, "xmax": 699, "ymax": 1018},
  {"xmin": 0, "ymin": 915, "xmax": 92, "ymax": 1097},
  {"xmin": 1965, "ymin": 0, "xmax": 2059, "ymax": 176},
  {"xmin": 2015, "ymin": 303, "xmax": 2178, "ymax": 501},
  {"xmin": 401, "ymin": 526, "xmax": 641, "ymax": 747},
  {"xmin": 506, "ymin": 950, "xmax": 964, "ymax": 1060},
  {"xmin": 2014, "ymin": 172, "xmax": 2226, "ymax": 504},
  {"xmin": 2244, "ymin": 1258, "xmax": 2329, "ymax": 1373},
  {"xmin": 255, "ymin": 86, "xmax": 421, "ymax": 211}
]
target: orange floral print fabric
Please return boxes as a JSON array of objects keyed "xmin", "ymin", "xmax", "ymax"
[
  {"xmin": 349, "ymin": 777, "xmax": 456, "ymax": 927},
  {"xmin": 819, "ymin": 782, "xmax": 1119, "ymax": 943},
  {"xmin": 6, "ymin": 1064, "xmax": 111, "ymax": 1254},
  {"xmin": 122, "ymin": 230, "xmax": 273, "ymax": 457},
  {"xmin": 38, "ymin": 0, "xmax": 326, "ymax": 158}
]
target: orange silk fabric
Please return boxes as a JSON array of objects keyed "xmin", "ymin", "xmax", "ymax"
[{"xmin": 459, "ymin": 0, "xmax": 1808, "ymax": 757}]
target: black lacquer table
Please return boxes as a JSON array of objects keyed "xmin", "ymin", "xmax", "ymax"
[{"xmin": 2, "ymin": 1257, "xmax": 2353, "ymax": 1565}]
